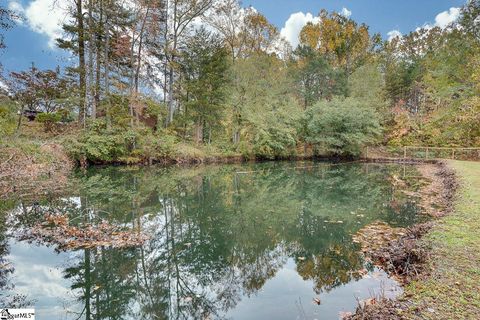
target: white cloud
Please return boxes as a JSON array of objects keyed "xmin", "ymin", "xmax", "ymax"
[
  {"xmin": 280, "ymin": 12, "xmax": 320, "ymax": 49},
  {"xmin": 8, "ymin": 0, "xmax": 68, "ymax": 48},
  {"xmin": 416, "ymin": 7, "xmax": 461, "ymax": 31},
  {"xmin": 0, "ymin": 79, "xmax": 8, "ymax": 92},
  {"xmin": 434, "ymin": 7, "xmax": 461, "ymax": 28},
  {"xmin": 387, "ymin": 30, "xmax": 402, "ymax": 41},
  {"xmin": 340, "ymin": 7, "xmax": 352, "ymax": 18}
]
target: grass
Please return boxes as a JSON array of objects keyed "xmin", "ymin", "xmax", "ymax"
[{"xmin": 403, "ymin": 160, "xmax": 480, "ymax": 319}]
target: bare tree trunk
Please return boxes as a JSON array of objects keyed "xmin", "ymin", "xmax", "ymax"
[
  {"xmin": 167, "ymin": 65, "xmax": 175, "ymax": 125},
  {"xmin": 94, "ymin": 0, "xmax": 103, "ymax": 117},
  {"xmin": 135, "ymin": 6, "xmax": 149, "ymax": 94},
  {"xmin": 88, "ymin": 0, "xmax": 96, "ymax": 120},
  {"xmin": 104, "ymin": 6, "xmax": 111, "ymax": 128},
  {"xmin": 166, "ymin": 0, "xmax": 178, "ymax": 127},
  {"xmin": 76, "ymin": 0, "xmax": 87, "ymax": 127},
  {"xmin": 128, "ymin": 24, "xmax": 136, "ymax": 128},
  {"xmin": 130, "ymin": 5, "xmax": 150, "ymax": 127},
  {"xmin": 194, "ymin": 119, "xmax": 203, "ymax": 144},
  {"xmin": 15, "ymin": 104, "xmax": 25, "ymax": 135}
]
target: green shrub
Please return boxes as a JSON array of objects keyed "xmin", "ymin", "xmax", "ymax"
[
  {"xmin": 63, "ymin": 123, "xmax": 180, "ymax": 164},
  {"xmin": 0, "ymin": 99, "xmax": 17, "ymax": 138},
  {"xmin": 137, "ymin": 129, "xmax": 177, "ymax": 162},
  {"xmin": 304, "ymin": 97, "xmax": 382, "ymax": 157},
  {"xmin": 252, "ymin": 126, "xmax": 297, "ymax": 160},
  {"xmin": 36, "ymin": 112, "xmax": 62, "ymax": 132}
]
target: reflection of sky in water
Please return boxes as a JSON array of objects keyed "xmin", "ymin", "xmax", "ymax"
[
  {"xmin": 7, "ymin": 241, "xmax": 81, "ymax": 319},
  {"xmin": 7, "ymin": 243, "xmax": 400, "ymax": 320},
  {"xmin": 227, "ymin": 258, "xmax": 400, "ymax": 320}
]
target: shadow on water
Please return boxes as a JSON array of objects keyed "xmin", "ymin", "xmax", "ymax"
[{"xmin": 1, "ymin": 162, "xmax": 426, "ymax": 319}]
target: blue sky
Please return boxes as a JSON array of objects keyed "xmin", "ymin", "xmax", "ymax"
[
  {"xmin": 246, "ymin": 0, "xmax": 465, "ymax": 36},
  {"xmin": 1, "ymin": 0, "xmax": 466, "ymax": 74}
]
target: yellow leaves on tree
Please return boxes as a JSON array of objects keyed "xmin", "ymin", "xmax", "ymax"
[
  {"xmin": 242, "ymin": 12, "xmax": 279, "ymax": 54},
  {"xmin": 299, "ymin": 10, "xmax": 373, "ymax": 72}
]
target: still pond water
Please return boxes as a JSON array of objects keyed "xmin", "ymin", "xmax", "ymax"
[{"xmin": 1, "ymin": 162, "xmax": 425, "ymax": 320}]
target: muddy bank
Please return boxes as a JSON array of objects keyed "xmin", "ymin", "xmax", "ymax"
[{"xmin": 345, "ymin": 161, "xmax": 458, "ymax": 319}]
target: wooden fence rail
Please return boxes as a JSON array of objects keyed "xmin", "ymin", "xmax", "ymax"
[{"xmin": 402, "ymin": 146, "xmax": 480, "ymax": 160}]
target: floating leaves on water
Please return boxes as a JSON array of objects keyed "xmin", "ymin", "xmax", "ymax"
[
  {"xmin": 352, "ymin": 221, "xmax": 406, "ymax": 252},
  {"xmin": 339, "ymin": 311, "xmax": 353, "ymax": 319},
  {"xmin": 18, "ymin": 214, "xmax": 149, "ymax": 251},
  {"xmin": 360, "ymin": 298, "xmax": 377, "ymax": 307},
  {"xmin": 357, "ymin": 268, "xmax": 369, "ymax": 277}
]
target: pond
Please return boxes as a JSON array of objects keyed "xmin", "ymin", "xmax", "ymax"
[{"xmin": 0, "ymin": 161, "xmax": 426, "ymax": 319}]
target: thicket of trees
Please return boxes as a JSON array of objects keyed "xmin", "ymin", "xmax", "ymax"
[{"xmin": 0, "ymin": 0, "xmax": 479, "ymax": 163}]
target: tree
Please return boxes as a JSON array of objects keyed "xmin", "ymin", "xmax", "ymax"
[
  {"xmin": 304, "ymin": 97, "xmax": 382, "ymax": 156},
  {"xmin": 229, "ymin": 54, "xmax": 301, "ymax": 158},
  {"xmin": 0, "ymin": 4, "xmax": 16, "ymax": 79},
  {"xmin": 203, "ymin": 0, "xmax": 252, "ymax": 61},
  {"xmin": 163, "ymin": 0, "xmax": 216, "ymax": 126},
  {"xmin": 241, "ymin": 11, "xmax": 279, "ymax": 56},
  {"xmin": 9, "ymin": 65, "xmax": 75, "ymax": 131},
  {"xmin": 293, "ymin": 45, "xmax": 347, "ymax": 109},
  {"xmin": 459, "ymin": 0, "xmax": 480, "ymax": 40},
  {"xmin": 10, "ymin": 66, "xmax": 74, "ymax": 114},
  {"xmin": 178, "ymin": 28, "xmax": 230, "ymax": 144},
  {"xmin": 299, "ymin": 10, "xmax": 376, "ymax": 73},
  {"xmin": 0, "ymin": 5, "xmax": 15, "ymax": 52},
  {"xmin": 349, "ymin": 62, "xmax": 386, "ymax": 113}
]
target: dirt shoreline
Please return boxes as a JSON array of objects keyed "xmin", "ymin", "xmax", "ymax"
[{"xmin": 346, "ymin": 160, "xmax": 458, "ymax": 319}]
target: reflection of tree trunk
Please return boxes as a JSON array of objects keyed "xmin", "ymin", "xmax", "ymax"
[
  {"xmin": 85, "ymin": 248, "xmax": 91, "ymax": 320},
  {"xmin": 80, "ymin": 195, "xmax": 92, "ymax": 320},
  {"xmin": 94, "ymin": 247, "xmax": 100, "ymax": 320}
]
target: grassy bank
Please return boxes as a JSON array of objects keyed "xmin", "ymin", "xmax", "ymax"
[{"xmin": 404, "ymin": 160, "xmax": 480, "ymax": 319}]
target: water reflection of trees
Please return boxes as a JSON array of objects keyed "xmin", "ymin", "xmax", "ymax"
[{"xmin": 9, "ymin": 163, "xmax": 421, "ymax": 319}]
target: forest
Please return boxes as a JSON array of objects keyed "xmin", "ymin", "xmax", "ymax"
[
  {"xmin": 1, "ymin": 1, "xmax": 480, "ymax": 319},
  {"xmin": 0, "ymin": 0, "xmax": 479, "ymax": 165}
]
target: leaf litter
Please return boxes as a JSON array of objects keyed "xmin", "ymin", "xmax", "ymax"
[{"xmin": 18, "ymin": 214, "xmax": 149, "ymax": 251}]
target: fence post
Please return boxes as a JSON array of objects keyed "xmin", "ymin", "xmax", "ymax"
[
  {"xmin": 426, "ymin": 147, "xmax": 429, "ymax": 159},
  {"xmin": 452, "ymin": 149, "xmax": 455, "ymax": 160},
  {"xmin": 366, "ymin": 147, "xmax": 369, "ymax": 159},
  {"xmin": 404, "ymin": 146, "xmax": 407, "ymax": 159}
]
